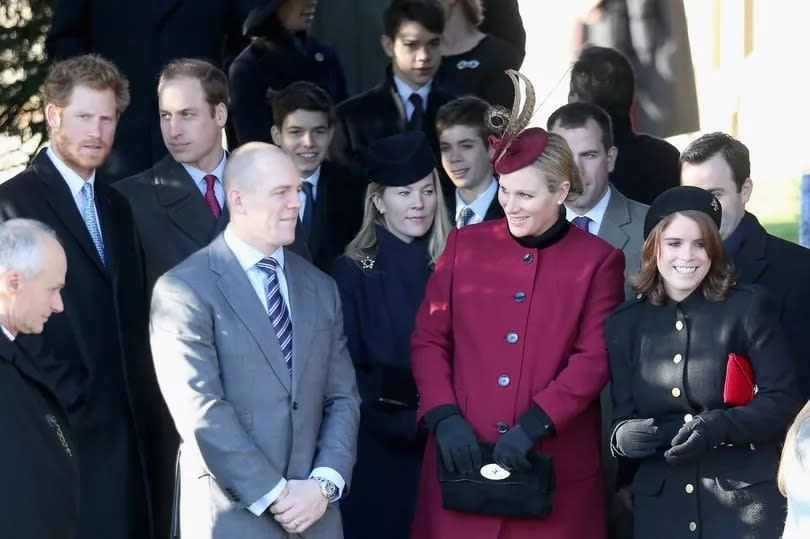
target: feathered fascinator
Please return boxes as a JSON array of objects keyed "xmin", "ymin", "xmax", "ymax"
[{"xmin": 487, "ymin": 70, "xmax": 549, "ymax": 175}]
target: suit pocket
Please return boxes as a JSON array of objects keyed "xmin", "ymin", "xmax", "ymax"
[{"xmin": 715, "ymin": 466, "xmax": 774, "ymax": 491}]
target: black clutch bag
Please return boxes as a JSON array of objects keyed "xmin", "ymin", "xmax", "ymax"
[
  {"xmin": 437, "ymin": 443, "xmax": 555, "ymax": 518},
  {"xmin": 372, "ymin": 363, "xmax": 419, "ymax": 410}
]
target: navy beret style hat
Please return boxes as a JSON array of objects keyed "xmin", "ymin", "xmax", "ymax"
[
  {"xmin": 643, "ymin": 186, "xmax": 723, "ymax": 239},
  {"xmin": 367, "ymin": 131, "xmax": 436, "ymax": 187}
]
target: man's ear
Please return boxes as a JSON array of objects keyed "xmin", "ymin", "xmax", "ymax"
[
  {"xmin": 45, "ymin": 103, "xmax": 62, "ymax": 130},
  {"xmin": 226, "ymin": 189, "xmax": 245, "ymax": 214},
  {"xmin": 214, "ymin": 102, "xmax": 228, "ymax": 127},
  {"xmin": 740, "ymin": 177, "xmax": 753, "ymax": 206},
  {"xmin": 270, "ymin": 125, "xmax": 282, "ymax": 146},
  {"xmin": 381, "ymin": 35, "xmax": 395, "ymax": 58},
  {"xmin": 606, "ymin": 145, "xmax": 618, "ymax": 173},
  {"xmin": 0, "ymin": 270, "xmax": 21, "ymax": 294}
]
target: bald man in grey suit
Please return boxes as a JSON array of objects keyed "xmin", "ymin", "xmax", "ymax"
[{"xmin": 150, "ymin": 143, "xmax": 360, "ymax": 539}]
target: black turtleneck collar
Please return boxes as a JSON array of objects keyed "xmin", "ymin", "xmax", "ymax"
[{"xmin": 509, "ymin": 205, "xmax": 571, "ymax": 250}]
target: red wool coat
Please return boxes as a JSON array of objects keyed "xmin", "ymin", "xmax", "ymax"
[{"xmin": 411, "ymin": 219, "xmax": 625, "ymax": 539}]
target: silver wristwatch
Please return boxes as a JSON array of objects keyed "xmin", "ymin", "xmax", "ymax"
[{"xmin": 313, "ymin": 477, "xmax": 338, "ymax": 502}]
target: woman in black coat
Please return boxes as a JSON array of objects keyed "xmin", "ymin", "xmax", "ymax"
[
  {"xmin": 606, "ymin": 186, "xmax": 802, "ymax": 539},
  {"xmin": 332, "ymin": 132, "xmax": 452, "ymax": 539}
]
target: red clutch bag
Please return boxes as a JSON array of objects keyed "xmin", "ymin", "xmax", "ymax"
[{"xmin": 723, "ymin": 353, "xmax": 756, "ymax": 406}]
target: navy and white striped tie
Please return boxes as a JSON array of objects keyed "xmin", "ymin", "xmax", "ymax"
[{"xmin": 256, "ymin": 257, "xmax": 293, "ymax": 374}]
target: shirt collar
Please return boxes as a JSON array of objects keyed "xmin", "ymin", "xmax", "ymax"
[
  {"xmin": 455, "ymin": 177, "xmax": 498, "ymax": 220},
  {"xmin": 0, "ymin": 324, "xmax": 14, "ymax": 341},
  {"xmin": 393, "ymin": 75, "xmax": 432, "ymax": 107},
  {"xmin": 565, "ymin": 185, "xmax": 612, "ymax": 231},
  {"xmin": 182, "ymin": 152, "xmax": 227, "ymax": 187},
  {"xmin": 46, "ymin": 146, "xmax": 96, "ymax": 197},
  {"xmin": 223, "ymin": 225, "xmax": 285, "ymax": 273}
]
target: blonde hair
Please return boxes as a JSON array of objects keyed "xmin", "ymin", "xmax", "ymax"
[
  {"xmin": 778, "ymin": 399, "xmax": 810, "ymax": 495},
  {"xmin": 345, "ymin": 171, "xmax": 451, "ymax": 265},
  {"xmin": 531, "ymin": 132, "xmax": 583, "ymax": 201}
]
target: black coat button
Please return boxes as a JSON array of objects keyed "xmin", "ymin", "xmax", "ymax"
[
  {"xmin": 514, "ymin": 292, "xmax": 526, "ymax": 303},
  {"xmin": 506, "ymin": 332, "xmax": 519, "ymax": 344},
  {"xmin": 292, "ymin": 401, "xmax": 299, "ymax": 410},
  {"xmin": 496, "ymin": 421, "xmax": 509, "ymax": 433},
  {"xmin": 523, "ymin": 253, "xmax": 534, "ymax": 264}
]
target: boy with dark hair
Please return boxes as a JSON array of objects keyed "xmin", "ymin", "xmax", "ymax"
[
  {"xmin": 330, "ymin": 0, "xmax": 454, "ymax": 196},
  {"xmin": 271, "ymin": 81, "xmax": 365, "ymax": 272},
  {"xmin": 435, "ymin": 95, "xmax": 502, "ymax": 227},
  {"xmin": 570, "ymin": 46, "xmax": 680, "ymax": 205}
]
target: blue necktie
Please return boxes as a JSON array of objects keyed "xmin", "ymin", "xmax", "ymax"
[
  {"xmin": 80, "ymin": 182, "xmax": 105, "ymax": 263},
  {"xmin": 456, "ymin": 206, "xmax": 474, "ymax": 228},
  {"xmin": 572, "ymin": 215, "xmax": 591, "ymax": 233},
  {"xmin": 256, "ymin": 257, "xmax": 293, "ymax": 374}
]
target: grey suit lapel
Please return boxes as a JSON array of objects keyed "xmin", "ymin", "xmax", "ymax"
[
  {"xmin": 284, "ymin": 251, "xmax": 318, "ymax": 392},
  {"xmin": 598, "ymin": 186, "xmax": 631, "ymax": 251},
  {"xmin": 209, "ymin": 235, "xmax": 292, "ymax": 394}
]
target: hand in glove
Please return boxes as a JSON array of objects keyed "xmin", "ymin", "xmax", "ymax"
[
  {"xmin": 493, "ymin": 405, "xmax": 555, "ymax": 472},
  {"xmin": 664, "ymin": 411, "xmax": 727, "ymax": 465},
  {"xmin": 435, "ymin": 414, "xmax": 482, "ymax": 474},
  {"xmin": 613, "ymin": 418, "xmax": 666, "ymax": 458}
]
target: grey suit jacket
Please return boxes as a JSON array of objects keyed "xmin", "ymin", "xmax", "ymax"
[
  {"xmin": 150, "ymin": 233, "xmax": 360, "ymax": 539},
  {"xmin": 597, "ymin": 185, "xmax": 648, "ymax": 300}
]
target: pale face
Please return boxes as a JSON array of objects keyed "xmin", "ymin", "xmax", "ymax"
[
  {"xmin": 159, "ymin": 76, "xmax": 226, "ymax": 172},
  {"xmin": 656, "ymin": 213, "xmax": 711, "ymax": 302},
  {"xmin": 551, "ymin": 119, "xmax": 616, "ymax": 214},
  {"xmin": 374, "ymin": 174, "xmax": 438, "ymax": 243},
  {"xmin": 231, "ymin": 156, "xmax": 302, "ymax": 254},
  {"xmin": 498, "ymin": 166, "xmax": 569, "ymax": 237},
  {"xmin": 439, "ymin": 125, "xmax": 493, "ymax": 198},
  {"xmin": 277, "ymin": 0, "xmax": 318, "ymax": 32},
  {"xmin": 46, "ymin": 85, "xmax": 118, "ymax": 179},
  {"xmin": 271, "ymin": 110, "xmax": 333, "ymax": 178},
  {"xmin": 680, "ymin": 153, "xmax": 751, "ymax": 239},
  {"xmin": 382, "ymin": 21, "xmax": 442, "ymax": 89},
  {"xmin": 5, "ymin": 238, "xmax": 66, "ymax": 336}
]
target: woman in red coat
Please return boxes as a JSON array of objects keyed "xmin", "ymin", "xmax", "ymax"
[{"xmin": 410, "ymin": 74, "xmax": 625, "ymax": 538}]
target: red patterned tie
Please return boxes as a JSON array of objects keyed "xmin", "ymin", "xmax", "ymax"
[{"xmin": 203, "ymin": 174, "xmax": 221, "ymax": 218}]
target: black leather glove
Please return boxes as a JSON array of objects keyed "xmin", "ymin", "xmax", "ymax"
[
  {"xmin": 493, "ymin": 405, "xmax": 555, "ymax": 472},
  {"xmin": 664, "ymin": 411, "xmax": 728, "ymax": 465},
  {"xmin": 434, "ymin": 414, "xmax": 482, "ymax": 474},
  {"xmin": 613, "ymin": 418, "xmax": 666, "ymax": 458}
]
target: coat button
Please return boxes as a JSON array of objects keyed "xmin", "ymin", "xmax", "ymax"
[
  {"xmin": 514, "ymin": 292, "xmax": 526, "ymax": 303},
  {"xmin": 671, "ymin": 388, "xmax": 681, "ymax": 397},
  {"xmin": 684, "ymin": 413, "xmax": 693, "ymax": 423},
  {"xmin": 689, "ymin": 522, "xmax": 697, "ymax": 532},
  {"xmin": 523, "ymin": 253, "xmax": 534, "ymax": 264},
  {"xmin": 506, "ymin": 332, "xmax": 519, "ymax": 344},
  {"xmin": 675, "ymin": 320, "xmax": 684, "ymax": 331},
  {"xmin": 685, "ymin": 483, "xmax": 694, "ymax": 494},
  {"xmin": 496, "ymin": 421, "xmax": 508, "ymax": 433},
  {"xmin": 292, "ymin": 401, "xmax": 299, "ymax": 411},
  {"xmin": 673, "ymin": 353, "xmax": 683, "ymax": 364},
  {"xmin": 498, "ymin": 375, "xmax": 510, "ymax": 387}
]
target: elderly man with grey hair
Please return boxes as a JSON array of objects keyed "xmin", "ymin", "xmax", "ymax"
[{"xmin": 0, "ymin": 218, "xmax": 78, "ymax": 539}]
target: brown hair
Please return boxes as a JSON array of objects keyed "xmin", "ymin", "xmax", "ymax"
[
  {"xmin": 630, "ymin": 210, "xmax": 735, "ymax": 305},
  {"xmin": 533, "ymin": 132, "xmax": 583, "ymax": 201},
  {"xmin": 43, "ymin": 54, "xmax": 130, "ymax": 116},
  {"xmin": 436, "ymin": 95, "xmax": 491, "ymax": 145},
  {"xmin": 458, "ymin": 0, "xmax": 484, "ymax": 27},
  {"xmin": 158, "ymin": 58, "xmax": 228, "ymax": 116}
]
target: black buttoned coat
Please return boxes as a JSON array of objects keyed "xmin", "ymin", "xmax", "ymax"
[{"xmin": 606, "ymin": 284, "xmax": 802, "ymax": 539}]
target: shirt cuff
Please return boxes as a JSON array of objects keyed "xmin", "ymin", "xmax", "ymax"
[
  {"xmin": 247, "ymin": 478, "xmax": 287, "ymax": 516},
  {"xmin": 310, "ymin": 467, "xmax": 346, "ymax": 502}
]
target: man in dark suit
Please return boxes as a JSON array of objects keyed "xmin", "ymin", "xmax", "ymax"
[
  {"xmin": 330, "ymin": 0, "xmax": 454, "ymax": 196},
  {"xmin": 0, "ymin": 55, "xmax": 159, "ymax": 538},
  {"xmin": 680, "ymin": 132, "xmax": 810, "ymax": 399},
  {"xmin": 0, "ymin": 219, "xmax": 78, "ymax": 539},
  {"xmin": 46, "ymin": 0, "xmax": 250, "ymax": 182},
  {"xmin": 436, "ymin": 96, "xmax": 503, "ymax": 224},
  {"xmin": 569, "ymin": 46, "xmax": 680, "ymax": 205},
  {"xmin": 271, "ymin": 81, "xmax": 364, "ymax": 272}
]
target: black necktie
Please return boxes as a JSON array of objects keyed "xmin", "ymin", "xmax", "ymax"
[
  {"xmin": 301, "ymin": 181, "xmax": 314, "ymax": 242},
  {"xmin": 408, "ymin": 93, "xmax": 425, "ymax": 131}
]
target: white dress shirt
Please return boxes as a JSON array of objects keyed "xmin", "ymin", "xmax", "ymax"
[
  {"xmin": 565, "ymin": 185, "xmax": 613, "ymax": 234},
  {"xmin": 223, "ymin": 225, "xmax": 345, "ymax": 514},
  {"xmin": 393, "ymin": 75, "xmax": 432, "ymax": 121},
  {"xmin": 182, "ymin": 152, "xmax": 226, "ymax": 209},
  {"xmin": 46, "ymin": 147, "xmax": 103, "ymax": 243},
  {"xmin": 298, "ymin": 165, "xmax": 321, "ymax": 223},
  {"xmin": 1, "ymin": 324, "xmax": 15, "ymax": 341},
  {"xmin": 454, "ymin": 177, "xmax": 498, "ymax": 226}
]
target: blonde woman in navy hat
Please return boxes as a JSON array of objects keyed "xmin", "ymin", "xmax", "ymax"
[
  {"xmin": 410, "ymin": 72, "xmax": 625, "ymax": 539},
  {"xmin": 332, "ymin": 130, "xmax": 451, "ymax": 539},
  {"xmin": 606, "ymin": 186, "xmax": 802, "ymax": 538}
]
